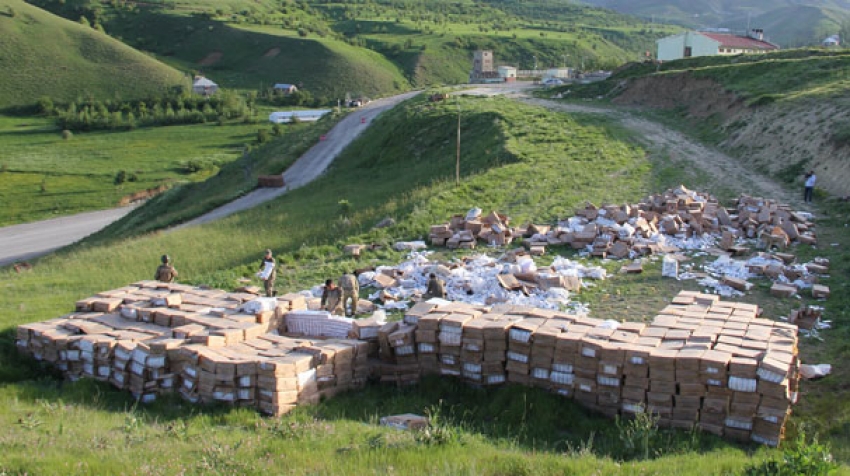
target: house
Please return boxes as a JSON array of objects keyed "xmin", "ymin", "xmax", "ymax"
[
  {"xmin": 822, "ymin": 35, "xmax": 840, "ymax": 47},
  {"xmin": 497, "ymin": 66, "xmax": 517, "ymax": 82},
  {"xmin": 192, "ymin": 76, "xmax": 218, "ymax": 96},
  {"xmin": 273, "ymin": 83, "xmax": 298, "ymax": 94},
  {"xmin": 657, "ymin": 30, "xmax": 779, "ymax": 61}
]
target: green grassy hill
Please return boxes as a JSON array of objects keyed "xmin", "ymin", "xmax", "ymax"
[
  {"xmin": 580, "ymin": 0, "xmax": 850, "ymax": 47},
  {"xmin": 0, "ymin": 0, "xmax": 188, "ymax": 108},
  {"xmin": 26, "ymin": 0, "xmax": 679, "ymax": 98}
]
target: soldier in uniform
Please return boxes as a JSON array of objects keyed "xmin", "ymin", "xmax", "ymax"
[
  {"xmin": 258, "ymin": 249, "xmax": 277, "ymax": 297},
  {"xmin": 155, "ymin": 255, "xmax": 178, "ymax": 283},
  {"xmin": 339, "ymin": 270, "xmax": 359, "ymax": 317},
  {"xmin": 320, "ymin": 279, "xmax": 344, "ymax": 315},
  {"xmin": 425, "ymin": 273, "xmax": 446, "ymax": 299}
]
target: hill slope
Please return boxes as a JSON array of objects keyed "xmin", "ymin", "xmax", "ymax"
[
  {"xmin": 580, "ymin": 0, "xmax": 850, "ymax": 46},
  {"xmin": 565, "ymin": 49, "xmax": 850, "ymax": 197},
  {"xmin": 26, "ymin": 0, "xmax": 679, "ymax": 98},
  {"xmin": 0, "ymin": 0, "xmax": 188, "ymax": 108}
]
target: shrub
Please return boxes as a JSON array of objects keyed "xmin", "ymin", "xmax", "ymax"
[
  {"xmin": 257, "ymin": 129, "xmax": 270, "ymax": 144},
  {"xmin": 742, "ymin": 431, "xmax": 836, "ymax": 476},
  {"xmin": 831, "ymin": 121, "xmax": 850, "ymax": 148},
  {"xmin": 337, "ymin": 199, "xmax": 352, "ymax": 218},
  {"xmin": 114, "ymin": 170, "xmax": 126, "ymax": 185},
  {"xmin": 37, "ymin": 96, "xmax": 54, "ymax": 115},
  {"xmin": 61, "ymin": 129, "xmax": 73, "ymax": 140},
  {"xmin": 615, "ymin": 406, "xmax": 659, "ymax": 460}
]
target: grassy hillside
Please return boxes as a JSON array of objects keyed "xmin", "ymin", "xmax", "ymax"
[
  {"xmin": 724, "ymin": 5, "xmax": 850, "ymax": 47},
  {"xmin": 27, "ymin": 0, "xmax": 679, "ymax": 96},
  {"xmin": 554, "ymin": 48, "xmax": 850, "ymax": 196},
  {"xmin": 606, "ymin": 48, "xmax": 850, "ymax": 103},
  {"xmin": 579, "ymin": 0, "xmax": 850, "ymax": 47},
  {"xmin": 0, "ymin": 0, "xmax": 188, "ymax": 109},
  {"xmin": 1, "ymin": 93, "xmax": 849, "ymax": 473}
]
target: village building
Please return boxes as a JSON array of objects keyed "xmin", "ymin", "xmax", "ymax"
[
  {"xmin": 657, "ymin": 29, "xmax": 779, "ymax": 61},
  {"xmin": 192, "ymin": 76, "xmax": 218, "ymax": 96},
  {"xmin": 273, "ymin": 83, "xmax": 299, "ymax": 94}
]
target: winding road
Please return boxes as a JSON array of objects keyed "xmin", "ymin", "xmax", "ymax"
[
  {"xmin": 0, "ymin": 91, "xmax": 420, "ymax": 266},
  {"xmin": 0, "ymin": 85, "xmax": 798, "ymax": 267}
]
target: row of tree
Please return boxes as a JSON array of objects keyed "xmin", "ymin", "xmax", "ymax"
[{"xmin": 40, "ymin": 91, "xmax": 251, "ymax": 132}]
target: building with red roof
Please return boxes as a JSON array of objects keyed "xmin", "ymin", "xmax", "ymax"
[{"xmin": 657, "ymin": 30, "xmax": 779, "ymax": 62}]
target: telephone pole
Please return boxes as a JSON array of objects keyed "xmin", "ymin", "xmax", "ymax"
[{"xmin": 456, "ymin": 99, "xmax": 461, "ymax": 185}]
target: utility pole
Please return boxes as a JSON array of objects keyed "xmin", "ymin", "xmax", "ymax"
[{"xmin": 456, "ymin": 99, "xmax": 461, "ymax": 186}]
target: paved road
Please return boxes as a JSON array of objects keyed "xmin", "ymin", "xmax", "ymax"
[
  {"xmin": 0, "ymin": 91, "xmax": 421, "ymax": 266},
  {"xmin": 179, "ymin": 91, "xmax": 422, "ymax": 228},
  {"xmin": 0, "ymin": 206, "xmax": 137, "ymax": 267}
]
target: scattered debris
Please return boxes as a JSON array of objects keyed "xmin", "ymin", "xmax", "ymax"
[
  {"xmin": 380, "ymin": 414, "xmax": 429, "ymax": 430},
  {"xmin": 799, "ymin": 364, "xmax": 831, "ymax": 380}
]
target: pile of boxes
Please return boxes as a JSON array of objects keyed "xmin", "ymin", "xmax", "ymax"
[
  {"xmin": 375, "ymin": 290, "xmax": 799, "ymax": 446},
  {"xmin": 428, "ymin": 187, "xmax": 817, "ymax": 257},
  {"xmin": 18, "ymin": 280, "xmax": 801, "ymax": 446},
  {"xmin": 16, "ymin": 281, "xmax": 368, "ymax": 416},
  {"xmin": 429, "ymin": 210, "xmax": 514, "ymax": 249}
]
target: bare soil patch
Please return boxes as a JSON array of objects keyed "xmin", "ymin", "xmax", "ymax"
[{"xmin": 198, "ymin": 51, "xmax": 223, "ymax": 66}]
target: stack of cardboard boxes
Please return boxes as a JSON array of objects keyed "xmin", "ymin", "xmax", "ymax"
[
  {"xmin": 17, "ymin": 282, "xmax": 367, "ymax": 416},
  {"xmin": 429, "ymin": 210, "xmax": 514, "ymax": 248},
  {"xmin": 18, "ymin": 282, "xmax": 801, "ymax": 446}
]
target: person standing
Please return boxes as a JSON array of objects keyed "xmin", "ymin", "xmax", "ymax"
[
  {"xmin": 804, "ymin": 170, "xmax": 816, "ymax": 203},
  {"xmin": 339, "ymin": 270, "xmax": 359, "ymax": 317},
  {"xmin": 155, "ymin": 255, "xmax": 178, "ymax": 283},
  {"xmin": 258, "ymin": 249, "xmax": 277, "ymax": 297},
  {"xmin": 320, "ymin": 279, "xmax": 344, "ymax": 316}
]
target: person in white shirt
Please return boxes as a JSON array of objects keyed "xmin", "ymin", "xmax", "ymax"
[{"xmin": 804, "ymin": 170, "xmax": 816, "ymax": 203}]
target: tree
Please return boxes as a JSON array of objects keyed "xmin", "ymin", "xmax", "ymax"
[{"xmin": 37, "ymin": 96, "xmax": 54, "ymax": 115}]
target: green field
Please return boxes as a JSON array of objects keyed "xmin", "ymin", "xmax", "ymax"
[
  {"xmin": 2, "ymin": 94, "xmax": 848, "ymax": 473},
  {"xmin": 0, "ymin": 0, "xmax": 188, "ymax": 108},
  {"xmin": 0, "ymin": 108, "xmax": 325, "ymax": 226}
]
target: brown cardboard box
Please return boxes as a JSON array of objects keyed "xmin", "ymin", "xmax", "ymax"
[{"xmin": 770, "ymin": 283, "xmax": 797, "ymax": 298}]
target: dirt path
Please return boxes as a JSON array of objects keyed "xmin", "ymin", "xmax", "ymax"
[
  {"xmin": 179, "ymin": 91, "xmax": 422, "ymax": 228},
  {"xmin": 522, "ymin": 98, "xmax": 800, "ymax": 206}
]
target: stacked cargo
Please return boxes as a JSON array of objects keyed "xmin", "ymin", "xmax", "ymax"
[
  {"xmin": 429, "ymin": 210, "xmax": 514, "ymax": 248},
  {"xmin": 427, "ymin": 187, "xmax": 816, "ymax": 257},
  {"xmin": 19, "ymin": 284, "xmax": 802, "ymax": 446}
]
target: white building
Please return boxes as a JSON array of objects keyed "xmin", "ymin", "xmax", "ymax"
[
  {"xmin": 545, "ymin": 67, "xmax": 573, "ymax": 79},
  {"xmin": 497, "ymin": 66, "xmax": 517, "ymax": 81},
  {"xmin": 192, "ymin": 76, "xmax": 218, "ymax": 96},
  {"xmin": 269, "ymin": 110, "xmax": 332, "ymax": 124},
  {"xmin": 822, "ymin": 35, "xmax": 840, "ymax": 47},
  {"xmin": 657, "ymin": 30, "xmax": 779, "ymax": 61}
]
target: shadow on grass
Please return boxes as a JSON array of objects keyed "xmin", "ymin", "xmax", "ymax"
[{"xmin": 308, "ymin": 375, "xmax": 736, "ymax": 462}]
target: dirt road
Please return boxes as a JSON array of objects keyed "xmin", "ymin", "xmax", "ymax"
[
  {"xmin": 523, "ymin": 98, "xmax": 800, "ymax": 207},
  {"xmin": 0, "ymin": 206, "xmax": 137, "ymax": 267},
  {"xmin": 180, "ymin": 91, "xmax": 422, "ymax": 228}
]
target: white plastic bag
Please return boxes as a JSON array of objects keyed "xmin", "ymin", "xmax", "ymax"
[{"xmin": 257, "ymin": 261, "xmax": 275, "ymax": 280}]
